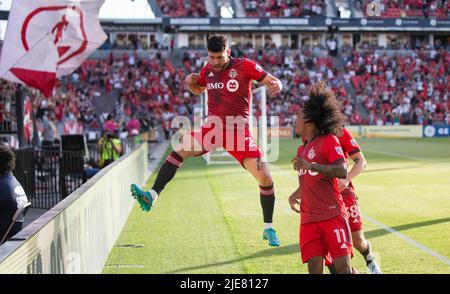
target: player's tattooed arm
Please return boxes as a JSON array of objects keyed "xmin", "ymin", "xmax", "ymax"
[
  {"xmin": 293, "ymin": 157, "xmax": 348, "ymax": 179},
  {"xmin": 260, "ymin": 73, "xmax": 282, "ymax": 97},
  {"xmin": 310, "ymin": 159, "xmax": 348, "ymax": 179}
]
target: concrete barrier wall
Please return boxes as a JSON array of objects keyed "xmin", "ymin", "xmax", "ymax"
[{"xmin": 0, "ymin": 144, "xmax": 148, "ymax": 274}]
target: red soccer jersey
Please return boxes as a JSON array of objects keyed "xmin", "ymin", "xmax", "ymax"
[
  {"xmin": 337, "ymin": 127, "xmax": 361, "ymax": 192},
  {"xmin": 197, "ymin": 58, "xmax": 267, "ymax": 121},
  {"xmin": 297, "ymin": 134, "xmax": 347, "ymax": 224}
]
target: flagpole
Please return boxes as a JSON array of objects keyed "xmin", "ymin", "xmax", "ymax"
[
  {"xmin": 30, "ymin": 94, "xmax": 40, "ymax": 148},
  {"xmin": 15, "ymin": 84, "xmax": 25, "ymax": 147}
]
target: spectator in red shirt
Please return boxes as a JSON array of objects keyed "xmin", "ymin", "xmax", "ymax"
[
  {"xmin": 103, "ymin": 114, "xmax": 118, "ymax": 135},
  {"xmin": 126, "ymin": 114, "xmax": 141, "ymax": 137}
]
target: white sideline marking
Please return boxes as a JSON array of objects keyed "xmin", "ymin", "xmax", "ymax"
[
  {"xmin": 364, "ymin": 214, "xmax": 450, "ymax": 266},
  {"xmin": 364, "ymin": 148, "xmax": 437, "ymax": 162},
  {"xmin": 105, "ymin": 264, "xmax": 145, "ymax": 268}
]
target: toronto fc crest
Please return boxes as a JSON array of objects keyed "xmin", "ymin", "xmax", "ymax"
[{"xmin": 228, "ymin": 68, "xmax": 238, "ymax": 78}]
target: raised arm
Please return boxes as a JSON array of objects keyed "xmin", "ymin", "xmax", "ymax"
[
  {"xmin": 259, "ymin": 73, "xmax": 283, "ymax": 97},
  {"xmin": 338, "ymin": 151, "xmax": 367, "ymax": 191},
  {"xmin": 185, "ymin": 73, "xmax": 207, "ymax": 96}
]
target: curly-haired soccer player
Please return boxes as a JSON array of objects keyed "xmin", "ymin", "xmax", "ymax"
[{"xmin": 289, "ymin": 82, "xmax": 353, "ymax": 274}]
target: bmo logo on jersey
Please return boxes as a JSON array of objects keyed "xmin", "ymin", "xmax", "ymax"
[
  {"xmin": 298, "ymin": 162, "xmax": 319, "ymax": 177},
  {"xmin": 226, "ymin": 79, "xmax": 239, "ymax": 92},
  {"xmin": 207, "ymin": 82, "xmax": 224, "ymax": 90}
]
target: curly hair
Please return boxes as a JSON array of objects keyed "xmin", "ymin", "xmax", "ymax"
[
  {"xmin": 207, "ymin": 34, "xmax": 228, "ymax": 53},
  {"xmin": 0, "ymin": 145, "xmax": 15, "ymax": 175},
  {"xmin": 303, "ymin": 82, "xmax": 345, "ymax": 136}
]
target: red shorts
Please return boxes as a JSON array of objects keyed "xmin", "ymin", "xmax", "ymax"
[
  {"xmin": 300, "ymin": 214, "xmax": 353, "ymax": 264},
  {"xmin": 342, "ymin": 189, "xmax": 363, "ymax": 232},
  {"xmin": 190, "ymin": 124, "xmax": 262, "ymax": 165}
]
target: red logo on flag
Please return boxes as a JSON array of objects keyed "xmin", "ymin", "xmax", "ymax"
[{"xmin": 21, "ymin": 5, "xmax": 88, "ymax": 65}]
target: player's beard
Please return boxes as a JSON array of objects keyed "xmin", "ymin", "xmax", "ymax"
[{"xmin": 213, "ymin": 60, "xmax": 229, "ymax": 72}]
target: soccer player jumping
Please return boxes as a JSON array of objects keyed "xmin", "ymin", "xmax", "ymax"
[
  {"xmin": 131, "ymin": 34, "xmax": 283, "ymax": 247},
  {"xmin": 289, "ymin": 82, "xmax": 353, "ymax": 274}
]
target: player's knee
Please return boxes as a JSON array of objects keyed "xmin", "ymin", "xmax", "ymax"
[
  {"xmin": 333, "ymin": 256, "xmax": 352, "ymax": 274},
  {"xmin": 334, "ymin": 263, "xmax": 352, "ymax": 274},
  {"xmin": 179, "ymin": 134, "xmax": 199, "ymax": 152},
  {"xmin": 175, "ymin": 150, "xmax": 193, "ymax": 160},
  {"xmin": 307, "ymin": 258, "xmax": 323, "ymax": 274},
  {"xmin": 177, "ymin": 136, "xmax": 203, "ymax": 158},
  {"xmin": 258, "ymin": 174, "xmax": 273, "ymax": 187}
]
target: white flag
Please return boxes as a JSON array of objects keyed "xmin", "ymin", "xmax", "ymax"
[{"xmin": 0, "ymin": 0, "xmax": 107, "ymax": 97}]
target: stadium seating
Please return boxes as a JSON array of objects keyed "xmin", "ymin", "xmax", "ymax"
[
  {"xmin": 156, "ymin": 0, "xmax": 209, "ymax": 17},
  {"xmin": 356, "ymin": 0, "xmax": 450, "ymax": 19},
  {"xmin": 243, "ymin": 0, "xmax": 326, "ymax": 17},
  {"xmin": 343, "ymin": 46, "xmax": 450, "ymax": 125},
  {"xmin": 2, "ymin": 44, "xmax": 449, "ymax": 139}
]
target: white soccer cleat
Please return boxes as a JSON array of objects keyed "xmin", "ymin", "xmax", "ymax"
[{"xmin": 367, "ymin": 260, "xmax": 382, "ymax": 274}]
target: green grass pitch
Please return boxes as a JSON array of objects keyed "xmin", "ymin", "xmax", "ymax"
[{"xmin": 103, "ymin": 137, "xmax": 450, "ymax": 274}]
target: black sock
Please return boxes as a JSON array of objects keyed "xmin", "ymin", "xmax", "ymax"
[
  {"xmin": 151, "ymin": 151, "xmax": 183, "ymax": 195},
  {"xmin": 260, "ymin": 184, "xmax": 275, "ymax": 224},
  {"xmin": 361, "ymin": 241, "xmax": 373, "ymax": 265},
  {"xmin": 328, "ymin": 263, "xmax": 337, "ymax": 274}
]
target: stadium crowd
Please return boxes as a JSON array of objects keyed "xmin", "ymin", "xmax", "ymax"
[
  {"xmin": 156, "ymin": 0, "xmax": 209, "ymax": 17},
  {"xmin": 244, "ymin": 0, "xmax": 326, "ymax": 17},
  {"xmin": 9, "ymin": 49, "xmax": 197, "ymax": 144},
  {"xmin": 342, "ymin": 46, "xmax": 450, "ymax": 125},
  {"xmin": 2, "ymin": 43, "xmax": 450, "ymax": 148},
  {"xmin": 354, "ymin": 0, "xmax": 450, "ymax": 18},
  {"xmin": 153, "ymin": 0, "xmax": 450, "ymax": 19}
]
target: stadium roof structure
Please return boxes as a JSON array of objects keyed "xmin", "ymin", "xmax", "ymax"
[{"xmin": 0, "ymin": 0, "xmax": 10, "ymax": 39}]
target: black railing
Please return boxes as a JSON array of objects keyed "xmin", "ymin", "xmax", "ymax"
[
  {"xmin": 59, "ymin": 150, "xmax": 86, "ymax": 199},
  {"xmin": 86, "ymin": 138, "xmax": 134, "ymax": 168},
  {"xmin": 121, "ymin": 136, "xmax": 137, "ymax": 155},
  {"xmin": 14, "ymin": 148, "xmax": 86, "ymax": 209},
  {"xmin": 12, "ymin": 134, "xmax": 145, "ymax": 209},
  {"xmin": 87, "ymin": 143, "xmax": 100, "ymax": 167}
]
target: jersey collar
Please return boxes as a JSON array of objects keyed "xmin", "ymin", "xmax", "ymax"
[
  {"xmin": 224, "ymin": 57, "xmax": 234, "ymax": 71},
  {"xmin": 304, "ymin": 132, "xmax": 322, "ymax": 147}
]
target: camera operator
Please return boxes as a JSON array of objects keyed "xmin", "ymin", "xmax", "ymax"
[{"xmin": 98, "ymin": 131, "xmax": 122, "ymax": 168}]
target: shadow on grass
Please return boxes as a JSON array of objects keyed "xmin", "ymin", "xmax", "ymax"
[
  {"xmin": 365, "ymin": 217, "xmax": 450, "ymax": 239},
  {"xmin": 165, "ymin": 217, "xmax": 450, "ymax": 273},
  {"xmin": 165, "ymin": 243, "xmax": 300, "ymax": 274}
]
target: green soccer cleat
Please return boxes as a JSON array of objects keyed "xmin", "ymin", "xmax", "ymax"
[
  {"xmin": 130, "ymin": 184, "xmax": 153, "ymax": 212},
  {"xmin": 263, "ymin": 228, "xmax": 281, "ymax": 247}
]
